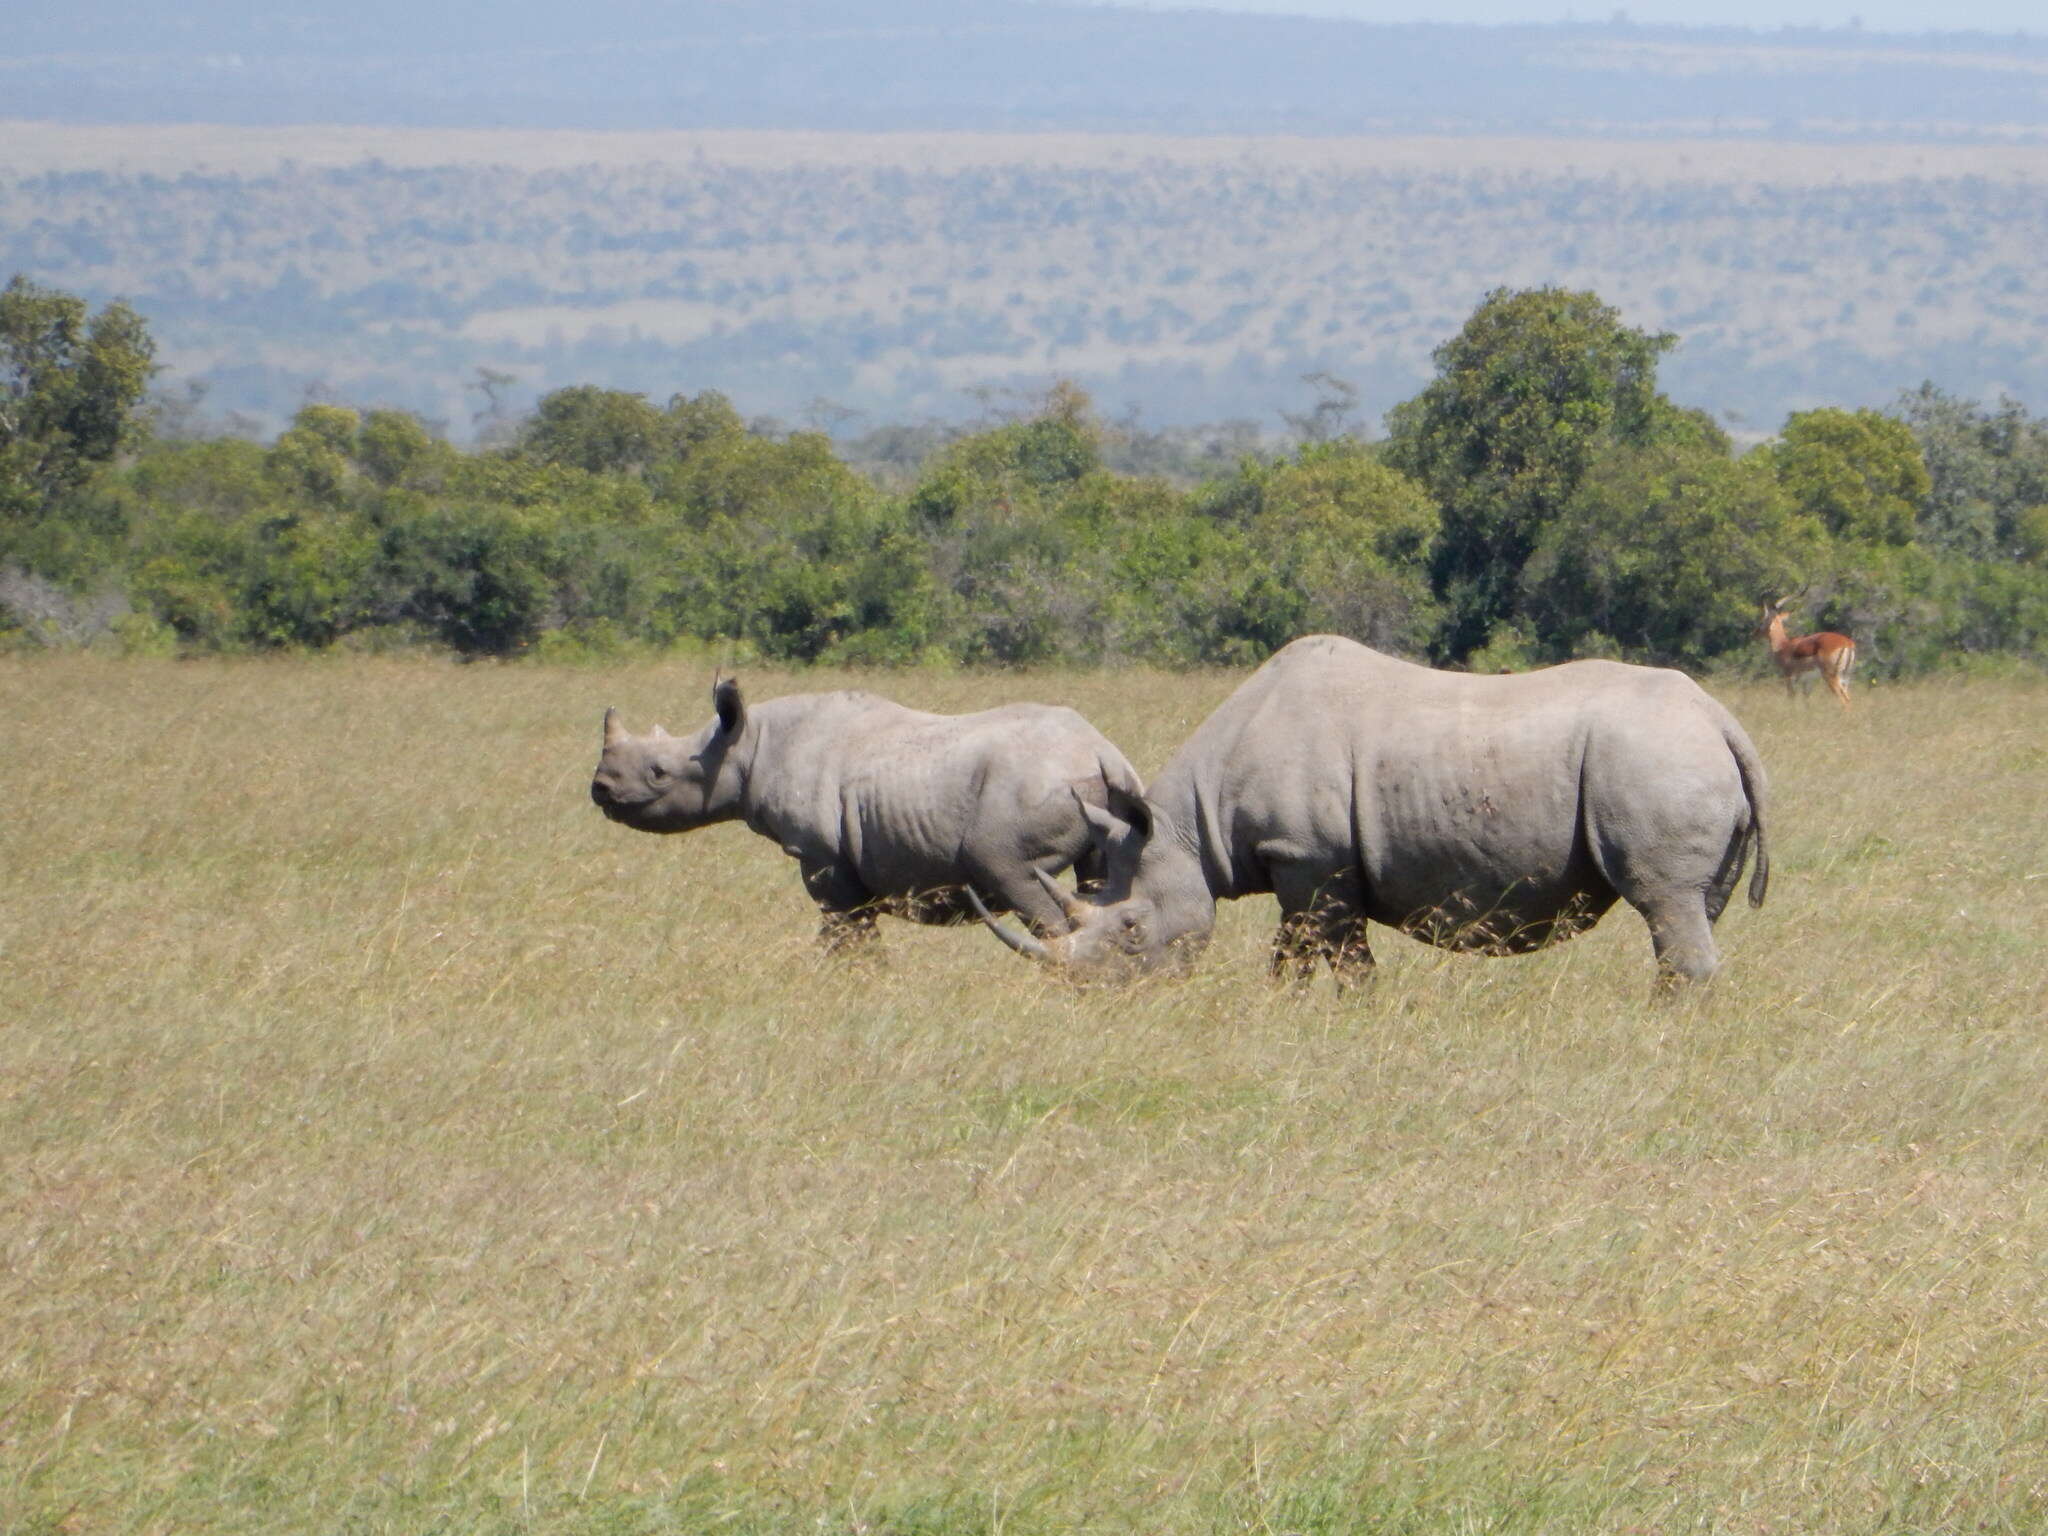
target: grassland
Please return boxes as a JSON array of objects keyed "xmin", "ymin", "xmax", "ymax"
[{"xmin": 4, "ymin": 654, "xmax": 2046, "ymax": 1535}]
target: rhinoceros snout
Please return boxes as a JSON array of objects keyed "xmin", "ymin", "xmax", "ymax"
[{"xmin": 589, "ymin": 777, "xmax": 615, "ymax": 808}]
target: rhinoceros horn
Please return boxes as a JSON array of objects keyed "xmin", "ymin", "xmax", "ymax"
[
  {"xmin": 603, "ymin": 706, "xmax": 626, "ymax": 746},
  {"xmin": 964, "ymin": 887, "xmax": 1052, "ymax": 961}
]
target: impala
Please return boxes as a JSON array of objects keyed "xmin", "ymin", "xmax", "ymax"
[{"xmin": 1760, "ymin": 598, "xmax": 1856, "ymax": 710}]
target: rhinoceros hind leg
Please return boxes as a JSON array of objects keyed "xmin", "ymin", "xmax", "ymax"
[{"xmin": 1633, "ymin": 893, "xmax": 1721, "ymax": 988}]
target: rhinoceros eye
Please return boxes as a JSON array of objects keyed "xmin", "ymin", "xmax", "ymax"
[{"xmin": 646, "ymin": 761, "xmax": 670, "ymax": 783}]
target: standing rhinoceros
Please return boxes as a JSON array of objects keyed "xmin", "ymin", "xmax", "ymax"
[
  {"xmin": 591, "ymin": 677, "xmax": 1145, "ymax": 949},
  {"xmin": 972, "ymin": 635, "xmax": 1769, "ymax": 986}
]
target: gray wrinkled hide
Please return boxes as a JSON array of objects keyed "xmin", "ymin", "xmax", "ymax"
[
  {"xmin": 1002, "ymin": 635, "xmax": 1768, "ymax": 985},
  {"xmin": 591, "ymin": 679, "xmax": 1144, "ymax": 948}
]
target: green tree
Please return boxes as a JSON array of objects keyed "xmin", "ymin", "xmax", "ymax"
[
  {"xmin": 356, "ymin": 409, "xmax": 437, "ymax": 488},
  {"xmin": 1892, "ymin": 383, "xmax": 2048, "ymax": 560},
  {"xmin": 1196, "ymin": 440, "xmax": 1440, "ymax": 654},
  {"xmin": 517, "ymin": 386, "xmax": 665, "ymax": 475},
  {"xmin": 2017, "ymin": 505, "xmax": 2048, "ymax": 565},
  {"xmin": 265, "ymin": 403, "xmax": 359, "ymax": 505},
  {"xmin": 0, "ymin": 275, "xmax": 156, "ymax": 519},
  {"xmin": 1382, "ymin": 286, "xmax": 1675, "ymax": 659},
  {"xmin": 1768, "ymin": 407, "xmax": 1929, "ymax": 546},
  {"xmin": 1520, "ymin": 439, "xmax": 1824, "ymax": 666},
  {"xmin": 662, "ymin": 389, "xmax": 747, "ymax": 459},
  {"xmin": 1013, "ymin": 380, "xmax": 1103, "ymax": 488},
  {"xmin": 905, "ymin": 382, "xmax": 1107, "ymax": 532},
  {"xmin": 380, "ymin": 502, "xmax": 554, "ymax": 656}
]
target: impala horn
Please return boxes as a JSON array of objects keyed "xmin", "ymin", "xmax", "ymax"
[{"xmin": 965, "ymin": 887, "xmax": 1052, "ymax": 961}]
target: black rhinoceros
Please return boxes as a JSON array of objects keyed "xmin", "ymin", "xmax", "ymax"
[
  {"xmin": 591, "ymin": 677, "xmax": 1144, "ymax": 950},
  {"xmin": 973, "ymin": 635, "xmax": 1770, "ymax": 986}
]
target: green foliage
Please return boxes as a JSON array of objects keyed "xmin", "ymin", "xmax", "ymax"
[
  {"xmin": 129, "ymin": 545, "xmax": 241, "ymax": 647},
  {"xmin": 1011, "ymin": 379, "xmax": 1102, "ymax": 488},
  {"xmin": 5, "ymin": 285, "xmax": 2047, "ymax": 674},
  {"xmin": 381, "ymin": 501, "xmax": 555, "ymax": 656},
  {"xmin": 519, "ymin": 385, "xmax": 667, "ymax": 475},
  {"xmin": 1893, "ymin": 382, "xmax": 2048, "ymax": 560},
  {"xmin": 1827, "ymin": 541, "xmax": 2048, "ymax": 673},
  {"xmin": 242, "ymin": 510, "xmax": 381, "ymax": 648},
  {"xmin": 265, "ymin": 403, "xmax": 360, "ymax": 505},
  {"xmin": 1198, "ymin": 439, "xmax": 1441, "ymax": 655},
  {"xmin": 662, "ymin": 388, "xmax": 747, "ymax": 456},
  {"xmin": 2017, "ymin": 504, "xmax": 2048, "ymax": 564},
  {"xmin": 1768, "ymin": 406, "xmax": 1929, "ymax": 545},
  {"xmin": 1521, "ymin": 440, "xmax": 1825, "ymax": 666},
  {"xmin": 356, "ymin": 408, "xmax": 437, "ymax": 487},
  {"xmin": 1382, "ymin": 286, "xmax": 1677, "ymax": 659},
  {"xmin": 0, "ymin": 274, "xmax": 156, "ymax": 520}
]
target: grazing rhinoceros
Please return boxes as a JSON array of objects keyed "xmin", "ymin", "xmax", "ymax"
[
  {"xmin": 591, "ymin": 677, "xmax": 1145, "ymax": 950},
  {"xmin": 972, "ymin": 635, "xmax": 1770, "ymax": 986}
]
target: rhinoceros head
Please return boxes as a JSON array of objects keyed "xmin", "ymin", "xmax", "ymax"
[
  {"xmin": 589, "ymin": 676, "xmax": 749, "ymax": 833},
  {"xmin": 974, "ymin": 793, "xmax": 1216, "ymax": 979}
]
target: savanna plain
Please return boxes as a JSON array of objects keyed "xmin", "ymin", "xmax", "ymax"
[{"xmin": 4, "ymin": 655, "xmax": 2047, "ymax": 1536}]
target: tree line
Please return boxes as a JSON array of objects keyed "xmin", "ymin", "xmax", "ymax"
[{"xmin": 4, "ymin": 274, "xmax": 2046, "ymax": 675}]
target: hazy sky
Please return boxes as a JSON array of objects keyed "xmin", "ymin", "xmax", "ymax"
[{"xmin": 1101, "ymin": 0, "xmax": 2041, "ymax": 31}]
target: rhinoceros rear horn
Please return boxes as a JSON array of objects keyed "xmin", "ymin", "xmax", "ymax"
[
  {"xmin": 602, "ymin": 706, "xmax": 626, "ymax": 746},
  {"xmin": 1032, "ymin": 866, "xmax": 1090, "ymax": 928}
]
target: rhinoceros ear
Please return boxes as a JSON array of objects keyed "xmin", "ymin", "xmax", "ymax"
[
  {"xmin": 1125, "ymin": 795, "xmax": 1155, "ymax": 841},
  {"xmin": 602, "ymin": 706, "xmax": 626, "ymax": 746},
  {"xmin": 1080, "ymin": 798, "xmax": 1154, "ymax": 850},
  {"xmin": 1105, "ymin": 781, "xmax": 1154, "ymax": 841},
  {"xmin": 713, "ymin": 675, "xmax": 746, "ymax": 736}
]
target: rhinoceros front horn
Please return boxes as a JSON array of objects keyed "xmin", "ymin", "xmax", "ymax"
[
  {"xmin": 965, "ymin": 887, "xmax": 1052, "ymax": 961},
  {"xmin": 603, "ymin": 706, "xmax": 626, "ymax": 746}
]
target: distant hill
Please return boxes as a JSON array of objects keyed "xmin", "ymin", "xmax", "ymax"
[
  {"xmin": 7, "ymin": 0, "xmax": 2048, "ymax": 141},
  {"xmin": 11, "ymin": 2, "xmax": 2048, "ymax": 439},
  {"xmin": 7, "ymin": 126, "xmax": 2048, "ymax": 440}
]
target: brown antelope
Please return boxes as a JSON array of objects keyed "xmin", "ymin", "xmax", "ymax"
[{"xmin": 1759, "ymin": 598, "xmax": 1856, "ymax": 710}]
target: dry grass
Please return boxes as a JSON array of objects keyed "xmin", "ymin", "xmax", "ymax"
[{"xmin": 3, "ymin": 655, "xmax": 2046, "ymax": 1535}]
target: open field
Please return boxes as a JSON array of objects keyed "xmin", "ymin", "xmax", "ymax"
[{"xmin": 4, "ymin": 655, "xmax": 2047, "ymax": 1534}]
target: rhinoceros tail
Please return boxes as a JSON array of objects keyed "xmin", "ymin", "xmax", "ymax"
[{"xmin": 1727, "ymin": 721, "xmax": 1770, "ymax": 909}]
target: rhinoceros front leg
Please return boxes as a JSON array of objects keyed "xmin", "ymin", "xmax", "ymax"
[
  {"xmin": 1270, "ymin": 864, "xmax": 1375, "ymax": 987},
  {"xmin": 800, "ymin": 859, "xmax": 882, "ymax": 956}
]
